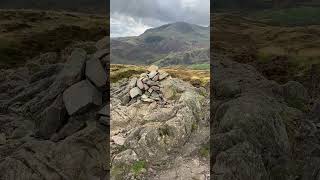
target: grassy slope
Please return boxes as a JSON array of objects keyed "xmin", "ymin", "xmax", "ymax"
[
  {"xmin": 111, "ymin": 64, "xmax": 210, "ymax": 87},
  {"xmin": 212, "ymin": 8, "xmax": 320, "ymax": 84},
  {"xmin": 0, "ymin": 9, "xmax": 107, "ymax": 68}
]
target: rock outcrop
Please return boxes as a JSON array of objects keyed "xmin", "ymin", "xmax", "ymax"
[
  {"xmin": 110, "ymin": 68, "xmax": 210, "ymax": 179},
  {"xmin": 0, "ymin": 37, "xmax": 109, "ymax": 179},
  {"xmin": 210, "ymin": 58, "xmax": 320, "ymax": 180}
]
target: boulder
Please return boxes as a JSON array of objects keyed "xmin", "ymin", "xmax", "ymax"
[
  {"xmin": 148, "ymin": 71, "xmax": 158, "ymax": 79},
  {"xmin": 129, "ymin": 87, "xmax": 142, "ymax": 98},
  {"xmin": 147, "ymin": 65, "xmax": 159, "ymax": 72},
  {"xmin": 85, "ymin": 58, "xmax": 107, "ymax": 90},
  {"xmin": 137, "ymin": 79, "xmax": 144, "ymax": 90},
  {"xmin": 152, "ymin": 74, "xmax": 159, "ymax": 81},
  {"xmin": 128, "ymin": 77, "xmax": 137, "ymax": 88},
  {"xmin": 159, "ymin": 72, "xmax": 169, "ymax": 80},
  {"xmin": 63, "ymin": 80, "xmax": 102, "ymax": 115},
  {"xmin": 144, "ymin": 84, "xmax": 149, "ymax": 90},
  {"xmin": 37, "ymin": 94, "xmax": 67, "ymax": 139}
]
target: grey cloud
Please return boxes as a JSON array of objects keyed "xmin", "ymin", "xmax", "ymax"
[{"xmin": 111, "ymin": 0, "xmax": 210, "ymax": 26}]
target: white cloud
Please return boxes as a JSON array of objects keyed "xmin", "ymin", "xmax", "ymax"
[
  {"xmin": 110, "ymin": 0, "xmax": 210, "ymax": 37},
  {"xmin": 111, "ymin": 13, "xmax": 152, "ymax": 37}
]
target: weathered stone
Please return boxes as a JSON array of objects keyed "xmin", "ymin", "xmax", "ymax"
[
  {"xmin": 151, "ymin": 86, "xmax": 160, "ymax": 91},
  {"xmin": 129, "ymin": 87, "xmax": 142, "ymax": 98},
  {"xmin": 86, "ymin": 58, "xmax": 107, "ymax": 90},
  {"xmin": 148, "ymin": 71, "xmax": 158, "ymax": 79},
  {"xmin": 0, "ymin": 133, "xmax": 6, "ymax": 145},
  {"xmin": 137, "ymin": 79, "xmax": 144, "ymax": 90},
  {"xmin": 144, "ymin": 84, "xmax": 149, "ymax": 90},
  {"xmin": 148, "ymin": 65, "xmax": 159, "ymax": 72},
  {"xmin": 63, "ymin": 80, "xmax": 102, "ymax": 115},
  {"xmin": 152, "ymin": 74, "xmax": 159, "ymax": 81},
  {"xmin": 98, "ymin": 105, "xmax": 109, "ymax": 117},
  {"xmin": 128, "ymin": 77, "xmax": 137, "ymax": 88},
  {"xmin": 99, "ymin": 116, "xmax": 109, "ymax": 126},
  {"xmin": 37, "ymin": 94, "xmax": 67, "ymax": 139},
  {"xmin": 159, "ymin": 72, "xmax": 169, "ymax": 80},
  {"xmin": 93, "ymin": 49, "xmax": 108, "ymax": 60},
  {"xmin": 142, "ymin": 77, "xmax": 149, "ymax": 83},
  {"xmin": 112, "ymin": 135, "xmax": 126, "ymax": 146},
  {"xmin": 121, "ymin": 94, "xmax": 131, "ymax": 105},
  {"xmin": 148, "ymin": 88, "xmax": 154, "ymax": 94},
  {"xmin": 96, "ymin": 36, "xmax": 109, "ymax": 50}
]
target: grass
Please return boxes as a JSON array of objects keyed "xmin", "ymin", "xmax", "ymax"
[
  {"xmin": 188, "ymin": 63, "xmax": 210, "ymax": 70},
  {"xmin": 110, "ymin": 64, "xmax": 210, "ymax": 87},
  {"xmin": 0, "ymin": 9, "xmax": 107, "ymax": 69},
  {"xmin": 131, "ymin": 160, "xmax": 146, "ymax": 175},
  {"xmin": 253, "ymin": 7, "xmax": 320, "ymax": 26},
  {"xmin": 199, "ymin": 144, "xmax": 210, "ymax": 158}
]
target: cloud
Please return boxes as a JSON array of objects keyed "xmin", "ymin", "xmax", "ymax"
[{"xmin": 110, "ymin": 0, "xmax": 210, "ymax": 37}]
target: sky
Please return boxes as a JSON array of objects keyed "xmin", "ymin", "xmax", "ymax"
[{"xmin": 110, "ymin": 0, "xmax": 210, "ymax": 37}]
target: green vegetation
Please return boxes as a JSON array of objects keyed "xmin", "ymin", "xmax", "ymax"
[
  {"xmin": 131, "ymin": 160, "xmax": 146, "ymax": 175},
  {"xmin": 144, "ymin": 36, "xmax": 164, "ymax": 43},
  {"xmin": 0, "ymin": 9, "xmax": 107, "ymax": 69},
  {"xmin": 253, "ymin": 7, "xmax": 320, "ymax": 26},
  {"xmin": 199, "ymin": 144, "xmax": 210, "ymax": 158},
  {"xmin": 188, "ymin": 63, "xmax": 210, "ymax": 70}
]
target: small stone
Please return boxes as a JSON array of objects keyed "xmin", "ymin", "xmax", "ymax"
[
  {"xmin": 129, "ymin": 87, "xmax": 142, "ymax": 98},
  {"xmin": 148, "ymin": 101, "xmax": 157, "ymax": 110},
  {"xmin": 137, "ymin": 79, "xmax": 144, "ymax": 89},
  {"xmin": 151, "ymin": 86, "xmax": 160, "ymax": 91},
  {"xmin": 121, "ymin": 94, "xmax": 131, "ymax": 105},
  {"xmin": 146, "ymin": 80, "xmax": 159, "ymax": 86},
  {"xmin": 112, "ymin": 136, "xmax": 126, "ymax": 146},
  {"xmin": 144, "ymin": 84, "xmax": 149, "ymax": 90},
  {"xmin": 142, "ymin": 77, "xmax": 149, "ymax": 83},
  {"xmin": 140, "ymin": 73, "xmax": 148, "ymax": 78},
  {"xmin": 0, "ymin": 133, "xmax": 6, "ymax": 145},
  {"xmin": 148, "ymin": 71, "xmax": 158, "ymax": 79},
  {"xmin": 148, "ymin": 88, "xmax": 154, "ymax": 93},
  {"xmin": 159, "ymin": 72, "xmax": 169, "ymax": 80},
  {"xmin": 147, "ymin": 65, "xmax": 159, "ymax": 72},
  {"xmin": 128, "ymin": 77, "xmax": 137, "ymax": 88},
  {"xmin": 152, "ymin": 74, "xmax": 159, "ymax": 81}
]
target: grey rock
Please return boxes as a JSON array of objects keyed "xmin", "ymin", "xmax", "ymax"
[
  {"xmin": 128, "ymin": 77, "xmax": 137, "ymax": 88},
  {"xmin": 93, "ymin": 49, "xmax": 109, "ymax": 60},
  {"xmin": 30, "ymin": 48, "xmax": 87, "ymax": 115},
  {"xmin": 129, "ymin": 87, "xmax": 142, "ymax": 98},
  {"xmin": 63, "ymin": 80, "xmax": 102, "ymax": 115},
  {"xmin": 147, "ymin": 65, "xmax": 159, "ymax": 72},
  {"xmin": 86, "ymin": 58, "xmax": 107, "ymax": 90},
  {"xmin": 121, "ymin": 94, "xmax": 131, "ymax": 105},
  {"xmin": 98, "ymin": 105, "xmax": 109, "ymax": 117},
  {"xmin": 148, "ymin": 71, "xmax": 158, "ymax": 79},
  {"xmin": 151, "ymin": 86, "xmax": 160, "ymax": 91},
  {"xmin": 137, "ymin": 79, "xmax": 144, "ymax": 90},
  {"xmin": 99, "ymin": 116, "xmax": 109, "ymax": 126},
  {"xmin": 152, "ymin": 74, "xmax": 159, "ymax": 81},
  {"xmin": 96, "ymin": 36, "xmax": 109, "ymax": 50},
  {"xmin": 144, "ymin": 84, "xmax": 149, "ymax": 90},
  {"xmin": 148, "ymin": 88, "xmax": 154, "ymax": 94},
  {"xmin": 159, "ymin": 72, "xmax": 169, "ymax": 80},
  {"xmin": 37, "ymin": 94, "xmax": 67, "ymax": 139}
]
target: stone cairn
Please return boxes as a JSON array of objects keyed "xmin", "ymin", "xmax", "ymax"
[{"xmin": 126, "ymin": 65, "xmax": 169, "ymax": 104}]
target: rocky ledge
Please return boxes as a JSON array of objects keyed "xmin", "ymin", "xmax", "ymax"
[
  {"xmin": 0, "ymin": 37, "xmax": 110, "ymax": 179},
  {"xmin": 110, "ymin": 69, "xmax": 210, "ymax": 179}
]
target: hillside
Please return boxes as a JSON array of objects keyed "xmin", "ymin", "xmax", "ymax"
[
  {"xmin": 0, "ymin": 9, "xmax": 107, "ymax": 69},
  {"xmin": 0, "ymin": 0, "xmax": 107, "ymax": 14},
  {"xmin": 111, "ymin": 22, "xmax": 209, "ymax": 67},
  {"xmin": 212, "ymin": 12, "xmax": 320, "ymax": 97}
]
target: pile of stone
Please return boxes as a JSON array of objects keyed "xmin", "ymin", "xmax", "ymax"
[{"xmin": 127, "ymin": 65, "xmax": 169, "ymax": 104}]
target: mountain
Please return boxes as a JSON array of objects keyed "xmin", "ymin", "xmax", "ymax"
[
  {"xmin": 111, "ymin": 22, "xmax": 209, "ymax": 66},
  {"xmin": 0, "ymin": 0, "xmax": 107, "ymax": 14}
]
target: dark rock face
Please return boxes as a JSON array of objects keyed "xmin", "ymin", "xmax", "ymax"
[
  {"xmin": 210, "ymin": 59, "xmax": 320, "ymax": 180},
  {"xmin": 0, "ymin": 37, "xmax": 109, "ymax": 179}
]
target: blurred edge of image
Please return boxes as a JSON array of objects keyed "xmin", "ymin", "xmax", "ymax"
[{"xmin": 0, "ymin": 0, "xmax": 110, "ymax": 179}]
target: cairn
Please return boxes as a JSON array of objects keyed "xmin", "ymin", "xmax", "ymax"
[{"xmin": 127, "ymin": 65, "xmax": 169, "ymax": 104}]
